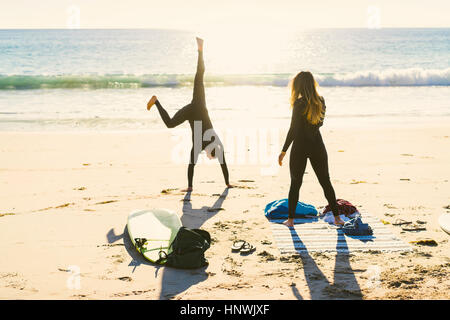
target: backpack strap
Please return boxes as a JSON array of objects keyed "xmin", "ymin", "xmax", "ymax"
[{"xmin": 155, "ymin": 250, "xmax": 168, "ymax": 265}]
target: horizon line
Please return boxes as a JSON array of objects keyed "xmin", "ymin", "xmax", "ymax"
[{"xmin": 0, "ymin": 26, "xmax": 449, "ymax": 31}]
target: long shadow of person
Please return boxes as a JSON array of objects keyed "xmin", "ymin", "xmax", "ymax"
[
  {"xmin": 158, "ymin": 188, "xmax": 229, "ymax": 299},
  {"xmin": 288, "ymin": 222, "xmax": 363, "ymax": 299},
  {"xmin": 330, "ymin": 228, "xmax": 363, "ymax": 299},
  {"xmin": 180, "ymin": 188, "xmax": 229, "ymax": 228}
]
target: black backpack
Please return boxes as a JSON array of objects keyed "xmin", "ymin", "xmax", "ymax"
[{"xmin": 156, "ymin": 227, "xmax": 211, "ymax": 269}]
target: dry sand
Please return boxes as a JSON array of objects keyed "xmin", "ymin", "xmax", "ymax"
[{"xmin": 0, "ymin": 125, "xmax": 449, "ymax": 300}]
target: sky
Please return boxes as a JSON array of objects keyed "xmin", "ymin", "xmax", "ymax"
[{"xmin": 1, "ymin": 0, "xmax": 449, "ymax": 30}]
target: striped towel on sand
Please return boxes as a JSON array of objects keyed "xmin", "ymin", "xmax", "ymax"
[{"xmin": 269, "ymin": 212, "xmax": 411, "ymax": 253}]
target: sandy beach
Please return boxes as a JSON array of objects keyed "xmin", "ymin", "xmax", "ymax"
[{"xmin": 0, "ymin": 124, "xmax": 449, "ymax": 300}]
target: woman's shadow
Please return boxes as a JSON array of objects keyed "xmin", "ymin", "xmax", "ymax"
[{"xmin": 287, "ymin": 222, "xmax": 363, "ymax": 300}]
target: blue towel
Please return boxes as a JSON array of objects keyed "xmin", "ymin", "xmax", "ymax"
[
  {"xmin": 342, "ymin": 217, "xmax": 373, "ymax": 236},
  {"xmin": 264, "ymin": 199, "xmax": 318, "ymax": 219}
]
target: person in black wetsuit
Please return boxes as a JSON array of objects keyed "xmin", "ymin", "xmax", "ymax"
[
  {"xmin": 278, "ymin": 71, "xmax": 344, "ymax": 227},
  {"xmin": 146, "ymin": 37, "xmax": 232, "ymax": 192}
]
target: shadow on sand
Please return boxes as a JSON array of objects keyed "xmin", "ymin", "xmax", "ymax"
[
  {"xmin": 287, "ymin": 222, "xmax": 363, "ymax": 300},
  {"xmin": 158, "ymin": 188, "xmax": 229, "ymax": 299},
  {"xmin": 106, "ymin": 187, "xmax": 230, "ymax": 299}
]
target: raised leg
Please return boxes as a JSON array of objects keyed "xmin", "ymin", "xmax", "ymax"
[
  {"xmin": 155, "ymin": 100, "xmax": 192, "ymax": 128},
  {"xmin": 192, "ymin": 39, "xmax": 206, "ymax": 107}
]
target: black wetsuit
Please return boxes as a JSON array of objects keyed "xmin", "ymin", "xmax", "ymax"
[
  {"xmin": 154, "ymin": 50, "xmax": 230, "ymax": 188},
  {"xmin": 282, "ymin": 97, "xmax": 339, "ymax": 218}
]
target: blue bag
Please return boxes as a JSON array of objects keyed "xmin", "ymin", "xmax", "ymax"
[{"xmin": 264, "ymin": 199, "xmax": 318, "ymax": 219}]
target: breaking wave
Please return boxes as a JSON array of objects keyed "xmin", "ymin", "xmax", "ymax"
[{"xmin": 0, "ymin": 68, "xmax": 449, "ymax": 89}]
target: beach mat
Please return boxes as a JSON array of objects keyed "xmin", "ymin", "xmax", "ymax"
[{"xmin": 269, "ymin": 213, "xmax": 411, "ymax": 253}]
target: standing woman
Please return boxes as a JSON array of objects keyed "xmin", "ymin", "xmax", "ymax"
[
  {"xmin": 146, "ymin": 37, "xmax": 232, "ymax": 192},
  {"xmin": 278, "ymin": 71, "xmax": 344, "ymax": 227}
]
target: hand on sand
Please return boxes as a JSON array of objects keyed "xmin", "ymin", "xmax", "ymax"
[
  {"xmin": 181, "ymin": 187, "xmax": 193, "ymax": 192},
  {"xmin": 147, "ymin": 95, "xmax": 157, "ymax": 110},
  {"xmin": 334, "ymin": 216, "xmax": 345, "ymax": 226},
  {"xmin": 283, "ymin": 218, "xmax": 295, "ymax": 228},
  {"xmin": 196, "ymin": 37, "xmax": 204, "ymax": 51},
  {"xmin": 278, "ymin": 152, "xmax": 286, "ymax": 166},
  {"xmin": 205, "ymin": 149, "xmax": 216, "ymax": 160}
]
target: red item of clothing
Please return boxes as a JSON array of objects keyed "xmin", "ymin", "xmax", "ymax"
[{"xmin": 324, "ymin": 199, "xmax": 358, "ymax": 217}]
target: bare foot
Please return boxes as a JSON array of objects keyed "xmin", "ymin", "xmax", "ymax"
[
  {"xmin": 334, "ymin": 216, "xmax": 345, "ymax": 226},
  {"xmin": 181, "ymin": 187, "xmax": 193, "ymax": 192},
  {"xmin": 283, "ymin": 218, "xmax": 295, "ymax": 228},
  {"xmin": 226, "ymin": 184, "xmax": 235, "ymax": 189},
  {"xmin": 196, "ymin": 37, "xmax": 204, "ymax": 52},
  {"xmin": 147, "ymin": 95, "xmax": 157, "ymax": 110}
]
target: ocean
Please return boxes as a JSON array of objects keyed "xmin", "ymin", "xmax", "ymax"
[{"xmin": 0, "ymin": 28, "xmax": 449, "ymax": 131}]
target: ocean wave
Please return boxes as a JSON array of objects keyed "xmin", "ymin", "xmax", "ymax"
[
  {"xmin": 316, "ymin": 68, "xmax": 450, "ymax": 86},
  {"xmin": 0, "ymin": 68, "xmax": 449, "ymax": 89}
]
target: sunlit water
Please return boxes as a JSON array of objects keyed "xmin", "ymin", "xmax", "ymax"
[{"xmin": 0, "ymin": 29, "xmax": 449, "ymax": 131}]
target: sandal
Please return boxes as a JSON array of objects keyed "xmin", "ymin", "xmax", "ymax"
[
  {"xmin": 231, "ymin": 240, "xmax": 247, "ymax": 252},
  {"xmin": 402, "ymin": 223, "xmax": 426, "ymax": 231},
  {"xmin": 240, "ymin": 242, "xmax": 256, "ymax": 255},
  {"xmin": 392, "ymin": 219, "xmax": 412, "ymax": 226}
]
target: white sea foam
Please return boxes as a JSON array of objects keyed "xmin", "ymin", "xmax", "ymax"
[
  {"xmin": 316, "ymin": 68, "xmax": 450, "ymax": 86},
  {"xmin": 1, "ymin": 68, "xmax": 449, "ymax": 89}
]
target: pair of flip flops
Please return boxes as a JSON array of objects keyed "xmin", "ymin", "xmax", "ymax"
[
  {"xmin": 392, "ymin": 219, "xmax": 412, "ymax": 226},
  {"xmin": 392, "ymin": 219, "xmax": 426, "ymax": 231},
  {"xmin": 401, "ymin": 223, "xmax": 426, "ymax": 231},
  {"xmin": 231, "ymin": 240, "xmax": 256, "ymax": 254}
]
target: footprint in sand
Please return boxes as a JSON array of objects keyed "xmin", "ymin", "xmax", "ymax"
[
  {"xmin": 258, "ymin": 251, "xmax": 276, "ymax": 262},
  {"xmin": 110, "ymin": 254, "xmax": 125, "ymax": 264},
  {"xmin": 221, "ymin": 256, "xmax": 243, "ymax": 277},
  {"xmin": 213, "ymin": 221, "xmax": 229, "ymax": 231},
  {"xmin": 0, "ymin": 272, "xmax": 27, "ymax": 290}
]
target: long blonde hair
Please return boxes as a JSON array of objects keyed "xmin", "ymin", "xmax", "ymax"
[{"xmin": 290, "ymin": 71, "xmax": 324, "ymax": 125}]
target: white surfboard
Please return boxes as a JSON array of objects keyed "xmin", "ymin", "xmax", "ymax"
[
  {"xmin": 127, "ymin": 209, "xmax": 182, "ymax": 263},
  {"xmin": 438, "ymin": 213, "xmax": 450, "ymax": 235}
]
